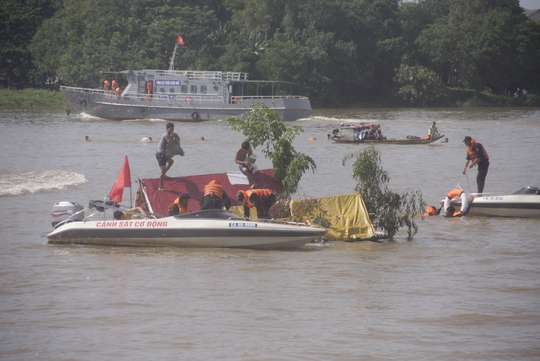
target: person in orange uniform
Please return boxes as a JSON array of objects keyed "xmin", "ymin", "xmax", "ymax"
[
  {"xmin": 200, "ymin": 180, "xmax": 231, "ymax": 210},
  {"xmin": 103, "ymin": 79, "xmax": 110, "ymax": 91},
  {"xmin": 146, "ymin": 80, "xmax": 153, "ymax": 101},
  {"xmin": 115, "ymin": 86, "xmax": 122, "ymax": 99},
  {"xmin": 236, "ymin": 189, "xmax": 276, "ymax": 219},
  {"xmin": 111, "ymin": 79, "xmax": 117, "ymax": 90},
  {"xmin": 168, "ymin": 193, "xmax": 191, "ymax": 216},
  {"xmin": 442, "ymin": 188, "xmax": 470, "ymax": 217},
  {"xmin": 462, "ymin": 136, "xmax": 490, "ymax": 194}
]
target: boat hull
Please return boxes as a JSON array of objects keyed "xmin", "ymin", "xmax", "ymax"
[
  {"xmin": 46, "ymin": 215, "xmax": 326, "ymax": 249},
  {"xmin": 61, "ymin": 87, "xmax": 311, "ymax": 122},
  {"xmin": 332, "ymin": 134, "xmax": 445, "ymax": 145},
  {"xmin": 449, "ymin": 193, "xmax": 540, "ymax": 218},
  {"xmin": 464, "ymin": 195, "xmax": 540, "ymax": 218}
]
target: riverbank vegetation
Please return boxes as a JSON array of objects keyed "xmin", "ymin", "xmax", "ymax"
[
  {"xmin": 0, "ymin": 89, "xmax": 66, "ymax": 109},
  {"xmin": 1, "ymin": 0, "xmax": 539, "ymax": 108}
]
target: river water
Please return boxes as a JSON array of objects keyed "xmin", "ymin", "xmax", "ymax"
[{"xmin": 1, "ymin": 107, "xmax": 539, "ymax": 360}]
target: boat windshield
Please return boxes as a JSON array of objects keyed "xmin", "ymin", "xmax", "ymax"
[{"xmin": 511, "ymin": 187, "xmax": 540, "ymax": 195}]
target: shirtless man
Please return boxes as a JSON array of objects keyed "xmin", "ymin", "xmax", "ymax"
[{"xmin": 235, "ymin": 141, "xmax": 257, "ymax": 188}]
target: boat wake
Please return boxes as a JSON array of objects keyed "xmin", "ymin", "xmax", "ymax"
[{"xmin": 0, "ymin": 170, "xmax": 86, "ymax": 197}]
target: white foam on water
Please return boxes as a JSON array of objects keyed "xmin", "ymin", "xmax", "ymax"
[{"xmin": 0, "ymin": 170, "xmax": 87, "ymax": 197}]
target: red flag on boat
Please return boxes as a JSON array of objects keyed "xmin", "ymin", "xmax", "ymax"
[
  {"xmin": 177, "ymin": 36, "xmax": 185, "ymax": 45},
  {"xmin": 109, "ymin": 156, "xmax": 131, "ymax": 203}
]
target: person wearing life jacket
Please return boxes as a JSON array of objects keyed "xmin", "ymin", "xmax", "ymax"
[
  {"xmin": 103, "ymin": 79, "xmax": 110, "ymax": 91},
  {"xmin": 423, "ymin": 205, "xmax": 441, "ymax": 216},
  {"xmin": 443, "ymin": 188, "xmax": 470, "ymax": 217},
  {"xmin": 115, "ymin": 86, "xmax": 122, "ymax": 99},
  {"xmin": 200, "ymin": 180, "xmax": 231, "ymax": 210},
  {"xmin": 111, "ymin": 79, "xmax": 117, "ymax": 90},
  {"xmin": 462, "ymin": 136, "xmax": 490, "ymax": 194},
  {"xmin": 146, "ymin": 80, "xmax": 153, "ymax": 101},
  {"xmin": 168, "ymin": 193, "xmax": 191, "ymax": 216},
  {"xmin": 236, "ymin": 189, "xmax": 276, "ymax": 219}
]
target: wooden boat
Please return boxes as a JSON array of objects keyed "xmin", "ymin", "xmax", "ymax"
[{"xmin": 331, "ymin": 125, "xmax": 445, "ymax": 144}]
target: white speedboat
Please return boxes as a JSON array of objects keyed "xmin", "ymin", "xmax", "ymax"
[
  {"xmin": 450, "ymin": 186, "xmax": 540, "ymax": 218},
  {"xmin": 46, "ymin": 202, "xmax": 326, "ymax": 249}
]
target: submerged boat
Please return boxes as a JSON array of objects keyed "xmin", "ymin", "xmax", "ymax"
[
  {"xmin": 46, "ymin": 204, "xmax": 326, "ymax": 249},
  {"xmin": 448, "ymin": 186, "xmax": 540, "ymax": 218},
  {"xmin": 61, "ymin": 42, "xmax": 311, "ymax": 121},
  {"xmin": 331, "ymin": 125, "xmax": 445, "ymax": 144}
]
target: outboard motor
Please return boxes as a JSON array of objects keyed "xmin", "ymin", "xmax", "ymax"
[{"xmin": 51, "ymin": 201, "xmax": 84, "ymax": 227}]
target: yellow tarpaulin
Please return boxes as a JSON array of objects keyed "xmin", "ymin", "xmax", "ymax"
[{"xmin": 290, "ymin": 193, "xmax": 376, "ymax": 240}]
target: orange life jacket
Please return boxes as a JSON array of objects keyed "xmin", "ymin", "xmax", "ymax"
[
  {"xmin": 111, "ymin": 80, "xmax": 117, "ymax": 88},
  {"xmin": 203, "ymin": 180, "xmax": 225, "ymax": 199},
  {"xmin": 466, "ymin": 138, "xmax": 489, "ymax": 163},
  {"xmin": 168, "ymin": 197, "xmax": 191, "ymax": 214},
  {"xmin": 423, "ymin": 205, "xmax": 438, "ymax": 216},
  {"xmin": 239, "ymin": 189, "xmax": 274, "ymax": 208},
  {"xmin": 447, "ymin": 188, "xmax": 464, "ymax": 199}
]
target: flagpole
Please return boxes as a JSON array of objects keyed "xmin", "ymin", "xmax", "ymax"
[{"xmin": 168, "ymin": 43, "xmax": 179, "ymax": 73}]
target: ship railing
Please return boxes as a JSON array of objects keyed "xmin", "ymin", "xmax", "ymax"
[
  {"xmin": 121, "ymin": 92, "xmax": 227, "ymax": 104},
  {"xmin": 156, "ymin": 70, "xmax": 249, "ymax": 81}
]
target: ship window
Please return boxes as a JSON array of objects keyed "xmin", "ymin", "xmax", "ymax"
[
  {"xmin": 200, "ymin": 85, "xmax": 207, "ymax": 93},
  {"xmin": 180, "ymin": 85, "xmax": 187, "ymax": 93},
  {"xmin": 190, "ymin": 85, "xmax": 197, "ymax": 93},
  {"xmin": 213, "ymin": 85, "xmax": 219, "ymax": 91},
  {"xmin": 169, "ymin": 88, "xmax": 175, "ymax": 93}
]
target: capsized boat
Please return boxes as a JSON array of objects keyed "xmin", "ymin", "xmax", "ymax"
[
  {"xmin": 449, "ymin": 186, "xmax": 540, "ymax": 218},
  {"xmin": 46, "ymin": 203, "xmax": 326, "ymax": 249},
  {"xmin": 330, "ymin": 125, "xmax": 444, "ymax": 144},
  {"xmin": 61, "ymin": 42, "xmax": 311, "ymax": 121}
]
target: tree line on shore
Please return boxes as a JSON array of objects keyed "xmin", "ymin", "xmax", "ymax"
[{"xmin": 1, "ymin": 0, "xmax": 539, "ymax": 107}]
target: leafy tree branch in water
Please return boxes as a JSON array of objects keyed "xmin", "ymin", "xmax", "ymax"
[
  {"xmin": 225, "ymin": 101, "xmax": 316, "ymax": 198},
  {"xmin": 343, "ymin": 146, "xmax": 425, "ymax": 241}
]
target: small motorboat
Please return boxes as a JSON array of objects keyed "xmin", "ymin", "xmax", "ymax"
[
  {"xmin": 46, "ymin": 201, "xmax": 327, "ymax": 249},
  {"xmin": 449, "ymin": 186, "xmax": 540, "ymax": 218}
]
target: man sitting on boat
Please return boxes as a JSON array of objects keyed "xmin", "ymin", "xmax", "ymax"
[
  {"xmin": 236, "ymin": 189, "xmax": 277, "ymax": 219},
  {"xmin": 365, "ymin": 124, "xmax": 382, "ymax": 140},
  {"xmin": 168, "ymin": 193, "xmax": 191, "ymax": 216},
  {"xmin": 442, "ymin": 188, "xmax": 471, "ymax": 217},
  {"xmin": 427, "ymin": 121, "xmax": 440, "ymax": 140},
  {"xmin": 235, "ymin": 141, "xmax": 257, "ymax": 188},
  {"xmin": 200, "ymin": 180, "xmax": 232, "ymax": 210}
]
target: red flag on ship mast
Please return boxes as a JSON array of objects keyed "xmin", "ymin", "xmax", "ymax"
[
  {"xmin": 177, "ymin": 35, "xmax": 185, "ymax": 45},
  {"xmin": 109, "ymin": 156, "xmax": 131, "ymax": 203}
]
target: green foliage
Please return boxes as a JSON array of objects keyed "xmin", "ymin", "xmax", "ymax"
[
  {"xmin": 394, "ymin": 64, "xmax": 443, "ymax": 106},
  {"xmin": 343, "ymin": 146, "xmax": 425, "ymax": 241},
  {"xmin": 0, "ymin": 89, "xmax": 66, "ymax": 109},
  {"xmin": 225, "ymin": 102, "xmax": 316, "ymax": 197},
  {"xmin": 1, "ymin": 0, "xmax": 538, "ymax": 106}
]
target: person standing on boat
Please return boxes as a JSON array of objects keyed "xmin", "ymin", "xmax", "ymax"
[
  {"xmin": 236, "ymin": 189, "xmax": 276, "ymax": 219},
  {"xmin": 168, "ymin": 193, "xmax": 191, "ymax": 216},
  {"xmin": 235, "ymin": 141, "xmax": 258, "ymax": 188},
  {"xmin": 146, "ymin": 80, "xmax": 153, "ymax": 101},
  {"xmin": 428, "ymin": 121, "xmax": 439, "ymax": 140},
  {"xmin": 200, "ymin": 180, "xmax": 231, "ymax": 210},
  {"xmin": 156, "ymin": 122, "xmax": 177, "ymax": 190},
  {"xmin": 103, "ymin": 79, "xmax": 110, "ymax": 91},
  {"xmin": 462, "ymin": 136, "xmax": 490, "ymax": 194}
]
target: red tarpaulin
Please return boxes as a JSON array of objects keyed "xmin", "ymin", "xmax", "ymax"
[{"xmin": 139, "ymin": 169, "xmax": 282, "ymax": 216}]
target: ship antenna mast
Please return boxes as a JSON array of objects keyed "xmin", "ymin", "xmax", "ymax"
[{"xmin": 168, "ymin": 43, "xmax": 179, "ymax": 73}]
